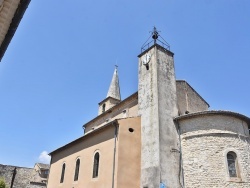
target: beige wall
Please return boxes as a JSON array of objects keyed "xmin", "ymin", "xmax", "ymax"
[
  {"xmin": 48, "ymin": 117, "xmax": 141, "ymax": 188},
  {"xmin": 85, "ymin": 96, "xmax": 138, "ymax": 134},
  {"xmin": 48, "ymin": 125, "xmax": 117, "ymax": 188},
  {"xmin": 178, "ymin": 114, "xmax": 250, "ymax": 188},
  {"xmin": 98, "ymin": 97, "xmax": 120, "ymax": 115},
  {"xmin": 116, "ymin": 117, "xmax": 141, "ymax": 188}
]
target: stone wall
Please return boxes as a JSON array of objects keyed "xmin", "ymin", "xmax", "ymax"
[
  {"xmin": 176, "ymin": 80, "xmax": 209, "ymax": 115},
  {"xmin": 178, "ymin": 113, "xmax": 250, "ymax": 188},
  {"xmin": 0, "ymin": 164, "xmax": 46, "ymax": 188},
  {"xmin": 182, "ymin": 134, "xmax": 250, "ymax": 188}
]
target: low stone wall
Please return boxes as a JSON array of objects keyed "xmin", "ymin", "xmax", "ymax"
[{"xmin": 0, "ymin": 164, "xmax": 46, "ymax": 188}]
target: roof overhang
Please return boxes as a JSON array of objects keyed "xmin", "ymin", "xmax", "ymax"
[
  {"xmin": 0, "ymin": 0, "xmax": 31, "ymax": 61},
  {"xmin": 50, "ymin": 119, "xmax": 119, "ymax": 156},
  {"xmin": 98, "ymin": 96, "xmax": 121, "ymax": 105},
  {"xmin": 138, "ymin": 43, "xmax": 174, "ymax": 58},
  {"xmin": 83, "ymin": 92, "xmax": 138, "ymax": 128}
]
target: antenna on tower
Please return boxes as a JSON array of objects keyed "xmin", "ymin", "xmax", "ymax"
[{"xmin": 141, "ymin": 27, "xmax": 170, "ymax": 52}]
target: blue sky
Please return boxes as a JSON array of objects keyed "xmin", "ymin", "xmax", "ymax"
[{"xmin": 0, "ymin": 1, "xmax": 249, "ymax": 167}]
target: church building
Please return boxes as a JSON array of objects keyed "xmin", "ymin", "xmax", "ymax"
[{"xmin": 47, "ymin": 28, "xmax": 250, "ymax": 188}]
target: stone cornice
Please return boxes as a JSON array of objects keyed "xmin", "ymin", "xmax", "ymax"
[{"xmin": 174, "ymin": 110, "xmax": 250, "ymax": 126}]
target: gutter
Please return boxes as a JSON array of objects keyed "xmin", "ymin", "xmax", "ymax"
[
  {"xmin": 112, "ymin": 121, "xmax": 118, "ymax": 188},
  {"xmin": 175, "ymin": 119, "xmax": 185, "ymax": 188}
]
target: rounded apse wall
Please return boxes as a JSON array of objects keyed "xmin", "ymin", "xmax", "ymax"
[{"xmin": 176, "ymin": 112, "xmax": 250, "ymax": 188}]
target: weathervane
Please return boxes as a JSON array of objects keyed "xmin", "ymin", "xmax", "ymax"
[{"xmin": 141, "ymin": 26, "xmax": 170, "ymax": 52}]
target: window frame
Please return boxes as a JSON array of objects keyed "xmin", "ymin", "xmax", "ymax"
[
  {"xmin": 60, "ymin": 163, "xmax": 66, "ymax": 183},
  {"xmin": 224, "ymin": 150, "xmax": 242, "ymax": 182},
  {"xmin": 92, "ymin": 151, "xmax": 100, "ymax": 179},
  {"xmin": 74, "ymin": 158, "xmax": 80, "ymax": 181},
  {"xmin": 227, "ymin": 152, "xmax": 237, "ymax": 177}
]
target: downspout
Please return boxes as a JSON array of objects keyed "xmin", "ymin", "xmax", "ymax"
[
  {"xmin": 112, "ymin": 121, "xmax": 118, "ymax": 188},
  {"xmin": 185, "ymin": 82, "xmax": 189, "ymax": 114},
  {"xmin": 175, "ymin": 119, "xmax": 185, "ymax": 188}
]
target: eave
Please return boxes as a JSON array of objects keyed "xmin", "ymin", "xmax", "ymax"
[{"xmin": 0, "ymin": 0, "xmax": 31, "ymax": 61}]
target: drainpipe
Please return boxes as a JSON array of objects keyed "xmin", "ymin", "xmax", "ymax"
[
  {"xmin": 112, "ymin": 121, "xmax": 118, "ymax": 188},
  {"xmin": 175, "ymin": 119, "xmax": 185, "ymax": 188}
]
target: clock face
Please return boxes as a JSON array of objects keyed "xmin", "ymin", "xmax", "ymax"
[{"xmin": 143, "ymin": 54, "xmax": 151, "ymax": 65}]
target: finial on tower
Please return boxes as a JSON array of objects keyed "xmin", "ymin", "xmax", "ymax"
[{"xmin": 141, "ymin": 26, "xmax": 170, "ymax": 52}]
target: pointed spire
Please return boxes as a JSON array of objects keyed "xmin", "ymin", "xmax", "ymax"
[{"xmin": 107, "ymin": 66, "xmax": 121, "ymax": 100}]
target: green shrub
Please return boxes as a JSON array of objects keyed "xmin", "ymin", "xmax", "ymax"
[{"xmin": 0, "ymin": 178, "xmax": 7, "ymax": 188}]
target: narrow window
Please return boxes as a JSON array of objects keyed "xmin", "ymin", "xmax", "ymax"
[
  {"xmin": 227, "ymin": 152, "xmax": 237, "ymax": 177},
  {"xmin": 60, "ymin": 163, "xmax": 66, "ymax": 183},
  {"xmin": 92, "ymin": 152, "xmax": 100, "ymax": 178},
  {"xmin": 74, "ymin": 159, "xmax": 80, "ymax": 181},
  {"xmin": 102, "ymin": 103, "xmax": 106, "ymax": 113}
]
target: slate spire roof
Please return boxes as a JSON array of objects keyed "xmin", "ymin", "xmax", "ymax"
[{"xmin": 107, "ymin": 66, "xmax": 121, "ymax": 100}]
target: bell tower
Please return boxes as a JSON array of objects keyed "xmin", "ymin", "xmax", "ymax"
[{"xmin": 138, "ymin": 28, "xmax": 180, "ymax": 188}]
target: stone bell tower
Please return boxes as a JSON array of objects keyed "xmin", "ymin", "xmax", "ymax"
[{"xmin": 138, "ymin": 28, "xmax": 180, "ymax": 188}]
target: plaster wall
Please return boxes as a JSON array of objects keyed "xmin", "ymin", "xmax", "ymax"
[
  {"xmin": 178, "ymin": 115, "xmax": 250, "ymax": 188},
  {"xmin": 85, "ymin": 96, "xmax": 138, "ymax": 134},
  {"xmin": 47, "ymin": 125, "xmax": 117, "ymax": 188},
  {"xmin": 116, "ymin": 117, "xmax": 141, "ymax": 188},
  {"xmin": 48, "ymin": 117, "xmax": 141, "ymax": 188},
  {"xmin": 98, "ymin": 97, "xmax": 120, "ymax": 115},
  {"xmin": 138, "ymin": 45, "xmax": 180, "ymax": 188}
]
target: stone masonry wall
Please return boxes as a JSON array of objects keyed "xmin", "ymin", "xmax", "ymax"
[
  {"xmin": 0, "ymin": 164, "xmax": 46, "ymax": 188},
  {"xmin": 182, "ymin": 134, "xmax": 250, "ymax": 188},
  {"xmin": 179, "ymin": 114, "xmax": 250, "ymax": 188}
]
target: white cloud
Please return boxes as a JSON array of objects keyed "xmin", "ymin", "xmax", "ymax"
[{"xmin": 38, "ymin": 151, "xmax": 51, "ymax": 164}]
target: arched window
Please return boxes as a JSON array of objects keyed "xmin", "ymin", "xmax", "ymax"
[
  {"xmin": 92, "ymin": 152, "xmax": 100, "ymax": 178},
  {"xmin": 102, "ymin": 103, "xmax": 106, "ymax": 113},
  {"xmin": 74, "ymin": 158, "xmax": 80, "ymax": 181},
  {"xmin": 227, "ymin": 152, "xmax": 237, "ymax": 177},
  {"xmin": 60, "ymin": 163, "xmax": 66, "ymax": 183}
]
